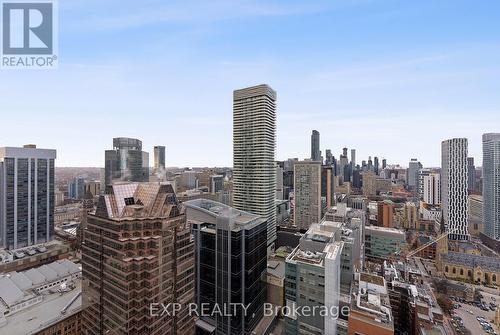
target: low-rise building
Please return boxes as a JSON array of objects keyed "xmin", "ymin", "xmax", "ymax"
[{"xmin": 365, "ymin": 226, "xmax": 407, "ymax": 260}]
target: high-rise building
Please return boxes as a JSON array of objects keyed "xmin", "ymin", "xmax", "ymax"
[
  {"xmin": 483, "ymin": 133, "xmax": 500, "ymax": 240},
  {"xmin": 284, "ymin": 222, "xmax": 343, "ymax": 335},
  {"xmin": 233, "ymin": 84, "xmax": 276, "ymax": 249},
  {"xmin": 422, "ymin": 172, "xmax": 441, "ymax": 205},
  {"xmin": 104, "ymin": 137, "xmax": 149, "ymax": 186},
  {"xmin": 154, "ymin": 145, "xmax": 166, "ymax": 170},
  {"xmin": 325, "ymin": 149, "xmax": 333, "ymax": 165},
  {"xmin": 185, "ymin": 199, "xmax": 267, "ymax": 335},
  {"xmin": 351, "ymin": 149, "xmax": 356, "ymax": 167},
  {"xmin": 321, "ymin": 165, "xmax": 334, "ymax": 212},
  {"xmin": 377, "ymin": 200, "xmax": 394, "ymax": 228},
  {"xmin": 68, "ymin": 176, "xmax": 85, "ymax": 199},
  {"xmin": 82, "ymin": 183, "xmax": 195, "ymax": 335},
  {"xmin": 209, "ymin": 174, "xmax": 224, "ymax": 194},
  {"xmin": 374, "ymin": 156, "xmax": 379, "ymax": 175},
  {"xmin": 0, "ymin": 145, "xmax": 56, "ymax": 249},
  {"xmin": 382, "ymin": 158, "xmax": 387, "ymax": 170},
  {"xmin": 467, "ymin": 157, "xmax": 476, "ymax": 192},
  {"xmin": 311, "ymin": 130, "xmax": 321, "ymax": 162},
  {"xmin": 294, "ymin": 161, "xmax": 322, "ymax": 231},
  {"xmin": 441, "ymin": 138, "xmax": 469, "ymax": 240},
  {"xmin": 276, "ymin": 165, "xmax": 284, "ymax": 200},
  {"xmin": 408, "ymin": 158, "xmax": 422, "ymax": 189}
]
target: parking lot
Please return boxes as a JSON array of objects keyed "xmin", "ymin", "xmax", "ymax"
[{"xmin": 451, "ymin": 296, "xmax": 498, "ymax": 334}]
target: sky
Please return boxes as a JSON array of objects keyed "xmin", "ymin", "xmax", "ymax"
[{"xmin": 1, "ymin": 0, "xmax": 499, "ymax": 168}]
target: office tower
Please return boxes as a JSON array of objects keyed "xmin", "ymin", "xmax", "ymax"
[
  {"xmin": 294, "ymin": 161, "xmax": 322, "ymax": 231},
  {"xmin": 311, "ymin": 130, "xmax": 321, "ymax": 162},
  {"xmin": 351, "ymin": 149, "xmax": 356, "ymax": 167},
  {"xmin": 82, "ymin": 183, "xmax": 195, "ymax": 335},
  {"xmin": 374, "ymin": 156, "xmax": 379, "ymax": 175},
  {"xmin": 367, "ymin": 156, "xmax": 373, "ymax": 171},
  {"xmin": 408, "ymin": 158, "xmax": 422, "ymax": 189},
  {"xmin": 154, "ymin": 145, "xmax": 166, "ymax": 170},
  {"xmin": 382, "ymin": 158, "xmax": 387, "ymax": 170},
  {"xmin": 285, "ymin": 223, "xmax": 343, "ymax": 335},
  {"xmin": 104, "ymin": 137, "xmax": 149, "ymax": 186},
  {"xmin": 180, "ymin": 170, "xmax": 198, "ymax": 190},
  {"xmin": 0, "ymin": 145, "xmax": 56, "ymax": 250},
  {"xmin": 364, "ymin": 226, "xmax": 406, "ymax": 259},
  {"xmin": 68, "ymin": 176, "xmax": 85, "ymax": 199},
  {"xmin": 276, "ymin": 165, "xmax": 284, "ymax": 200},
  {"xmin": 84, "ymin": 180, "xmax": 101, "ymax": 197},
  {"xmin": 441, "ymin": 138, "xmax": 469, "ymax": 240},
  {"xmin": 209, "ymin": 174, "xmax": 224, "ymax": 194},
  {"xmin": 325, "ymin": 149, "xmax": 333, "ymax": 165},
  {"xmin": 233, "ymin": 84, "xmax": 276, "ymax": 248},
  {"xmin": 352, "ymin": 168, "xmax": 362, "ymax": 189},
  {"xmin": 185, "ymin": 199, "xmax": 267, "ymax": 335},
  {"xmin": 467, "ymin": 157, "xmax": 476, "ymax": 192},
  {"xmin": 483, "ymin": 133, "xmax": 500, "ymax": 240},
  {"xmin": 422, "ymin": 172, "xmax": 441, "ymax": 205}
]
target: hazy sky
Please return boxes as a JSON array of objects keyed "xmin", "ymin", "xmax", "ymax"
[{"xmin": 1, "ymin": 0, "xmax": 499, "ymax": 167}]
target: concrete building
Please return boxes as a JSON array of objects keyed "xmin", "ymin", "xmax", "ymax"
[
  {"xmin": 276, "ymin": 165, "xmax": 284, "ymax": 200},
  {"xmin": 348, "ymin": 272, "xmax": 394, "ymax": 335},
  {"xmin": 483, "ymin": 133, "xmax": 500, "ymax": 241},
  {"xmin": 294, "ymin": 161, "xmax": 322, "ymax": 231},
  {"xmin": 0, "ymin": 259, "xmax": 81, "ymax": 334},
  {"xmin": 82, "ymin": 183, "xmax": 195, "ymax": 335},
  {"xmin": 180, "ymin": 170, "xmax": 198, "ymax": 190},
  {"xmin": 468, "ymin": 195, "xmax": 483, "ymax": 236},
  {"xmin": 153, "ymin": 145, "xmax": 165, "ymax": 170},
  {"xmin": 365, "ymin": 226, "xmax": 406, "ymax": 260},
  {"xmin": 104, "ymin": 137, "xmax": 149, "ymax": 185},
  {"xmin": 311, "ymin": 130, "xmax": 321, "ymax": 162},
  {"xmin": 407, "ymin": 159, "xmax": 422, "ymax": 189},
  {"xmin": 209, "ymin": 174, "xmax": 224, "ymax": 194},
  {"xmin": 422, "ymin": 171, "xmax": 441, "ymax": 205},
  {"xmin": 84, "ymin": 180, "xmax": 100, "ymax": 197},
  {"xmin": 0, "ymin": 145, "xmax": 56, "ymax": 250},
  {"xmin": 441, "ymin": 138, "xmax": 469, "ymax": 240},
  {"xmin": 233, "ymin": 84, "xmax": 277, "ymax": 249},
  {"xmin": 321, "ymin": 165, "xmax": 334, "ymax": 213},
  {"xmin": 185, "ymin": 199, "xmax": 268, "ymax": 335},
  {"xmin": 377, "ymin": 200, "xmax": 395, "ymax": 228},
  {"xmin": 467, "ymin": 157, "xmax": 476, "ymax": 192},
  {"xmin": 403, "ymin": 202, "xmax": 418, "ymax": 230},
  {"xmin": 284, "ymin": 221, "xmax": 344, "ymax": 335}
]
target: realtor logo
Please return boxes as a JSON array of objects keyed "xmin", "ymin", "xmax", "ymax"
[{"xmin": 1, "ymin": 0, "xmax": 57, "ymax": 69}]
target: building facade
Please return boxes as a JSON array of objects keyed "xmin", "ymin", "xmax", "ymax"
[
  {"xmin": 483, "ymin": 133, "xmax": 500, "ymax": 241},
  {"xmin": 311, "ymin": 130, "xmax": 321, "ymax": 162},
  {"xmin": 294, "ymin": 161, "xmax": 322, "ymax": 231},
  {"xmin": 185, "ymin": 199, "xmax": 268, "ymax": 335},
  {"xmin": 0, "ymin": 145, "xmax": 56, "ymax": 249},
  {"xmin": 153, "ymin": 145, "xmax": 165, "ymax": 170},
  {"xmin": 104, "ymin": 137, "xmax": 149, "ymax": 186},
  {"xmin": 81, "ymin": 183, "xmax": 195, "ymax": 335},
  {"xmin": 233, "ymin": 84, "xmax": 277, "ymax": 249},
  {"xmin": 441, "ymin": 138, "xmax": 469, "ymax": 240}
]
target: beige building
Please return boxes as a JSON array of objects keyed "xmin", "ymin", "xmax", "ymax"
[
  {"xmin": 403, "ymin": 202, "xmax": 418, "ymax": 229},
  {"xmin": 468, "ymin": 194, "xmax": 483, "ymax": 236},
  {"xmin": 294, "ymin": 160, "xmax": 322, "ymax": 231}
]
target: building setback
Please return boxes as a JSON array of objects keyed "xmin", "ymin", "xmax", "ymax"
[
  {"xmin": 0, "ymin": 145, "xmax": 56, "ymax": 250},
  {"xmin": 233, "ymin": 84, "xmax": 277, "ymax": 249},
  {"xmin": 81, "ymin": 183, "xmax": 195, "ymax": 335}
]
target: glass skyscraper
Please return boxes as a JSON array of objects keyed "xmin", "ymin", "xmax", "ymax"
[
  {"xmin": 104, "ymin": 137, "xmax": 149, "ymax": 186},
  {"xmin": 0, "ymin": 145, "xmax": 56, "ymax": 249}
]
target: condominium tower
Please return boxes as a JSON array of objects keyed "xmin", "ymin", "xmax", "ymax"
[
  {"xmin": 0, "ymin": 145, "xmax": 56, "ymax": 249},
  {"xmin": 483, "ymin": 133, "xmax": 500, "ymax": 241},
  {"xmin": 82, "ymin": 183, "xmax": 195, "ymax": 334},
  {"xmin": 153, "ymin": 145, "xmax": 166, "ymax": 170},
  {"xmin": 311, "ymin": 130, "xmax": 321, "ymax": 162},
  {"xmin": 294, "ymin": 160, "xmax": 322, "ymax": 231},
  {"xmin": 233, "ymin": 84, "xmax": 276, "ymax": 248},
  {"xmin": 441, "ymin": 138, "xmax": 469, "ymax": 240}
]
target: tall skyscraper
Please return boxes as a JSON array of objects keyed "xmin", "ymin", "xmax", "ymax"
[
  {"xmin": 185, "ymin": 199, "xmax": 268, "ymax": 335},
  {"xmin": 482, "ymin": 133, "xmax": 500, "ymax": 241},
  {"xmin": 351, "ymin": 149, "xmax": 356, "ymax": 167},
  {"xmin": 422, "ymin": 172, "xmax": 441, "ymax": 205},
  {"xmin": 467, "ymin": 157, "xmax": 476, "ymax": 192},
  {"xmin": 68, "ymin": 176, "xmax": 85, "ymax": 199},
  {"xmin": 311, "ymin": 130, "xmax": 321, "ymax": 162},
  {"xmin": 0, "ymin": 145, "xmax": 56, "ymax": 249},
  {"xmin": 104, "ymin": 137, "xmax": 149, "ymax": 185},
  {"xmin": 294, "ymin": 161, "xmax": 322, "ymax": 231},
  {"xmin": 441, "ymin": 138, "xmax": 469, "ymax": 240},
  {"xmin": 233, "ymin": 84, "xmax": 276, "ymax": 249},
  {"xmin": 374, "ymin": 156, "xmax": 380, "ymax": 175},
  {"xmin": 82, "ymin": 183, "xmax": 195, "ymax": 335},
  {"xmin": 325, "ymin": 149, "xmax": 333, "ymax": 165},
  {"xmin": 408, "ymin": 158, "xmax": 422, "ymax": 189},
  {"xmin": 154, "ymin": 145, "xmax": 166, "ymax": 170},
  {"xmin": 382, "ymin": 158, "xmax": 387, "ymax": 170}
]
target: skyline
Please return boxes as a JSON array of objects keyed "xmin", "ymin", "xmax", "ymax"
[{"xmin": 1, "ymin": 0, "xmax": 499, "ymax": 167}]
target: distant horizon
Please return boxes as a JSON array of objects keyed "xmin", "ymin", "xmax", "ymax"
[{"xmin": 1, "ymin": 1, "xmax": 499, "ymax": 167}]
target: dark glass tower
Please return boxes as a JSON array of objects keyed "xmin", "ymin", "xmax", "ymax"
[
  {"xmin": 185, "ymin": 199, "xmax": 268, "ymax": 335},
  {"xmin": 311, "ymin": 130, "xmax": 320, "ymax": 162},
  {"xmin": 104, "ymin": 137, "xmax": 149, "ymax": 185},
  {"xmin": 0, "ymin": 145, "xmax": 56, "ymax": 249}
]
